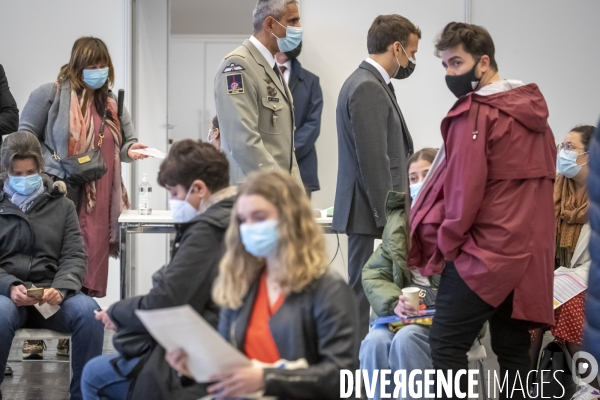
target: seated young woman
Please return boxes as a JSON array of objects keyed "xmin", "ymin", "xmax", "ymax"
[
  {"xmin": 81, "ymin": 140, "xmax": 236, "ymax": 400},
  {"xmin": 359, "ymin": 148, "xmax": 439, "ymax": 400},
  {"xmin": 166, "ymin": 170, "xmax": 360, "ymax": 399}
]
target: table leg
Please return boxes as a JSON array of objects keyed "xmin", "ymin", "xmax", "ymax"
[{"xmin": 120, "ymin": 224, "xmax": 127, "ymax": 300}]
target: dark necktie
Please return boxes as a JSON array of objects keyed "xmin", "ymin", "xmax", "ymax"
[
  {"xmin": 388, "ymin": 82, "xmax": 397, "ymax": 99},
  {"xmin": 279, "ymin": 65, "xmax": 287, "ymax": 74},
  {"xmin": 273, "ymin": 64, "xmax": 284, "ymax": 85}
]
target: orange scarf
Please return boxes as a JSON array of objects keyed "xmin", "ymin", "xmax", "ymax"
[{"xmin": 554, "ymin": 174, "xmax": 588, "ymax": 267}]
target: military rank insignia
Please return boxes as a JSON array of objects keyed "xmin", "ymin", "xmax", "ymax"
[
  {"xmin": 222, "ymin": 63, "xmax": 245, "ymax": 73},
  {"xmin": 226, "ymin": 74, "xmax": 244, "ymax": 95}
]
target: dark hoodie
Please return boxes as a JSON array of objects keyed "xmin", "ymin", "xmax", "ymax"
[
  {"xmin": 410, "ymin": 82, "xmax": 556, "ymax": 326},
  {"xmin": 0, "ymin": 173, "xmax": 86, "ymax": 299}
]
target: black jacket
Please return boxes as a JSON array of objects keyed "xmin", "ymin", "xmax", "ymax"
[
  {"xmin": 0, "ymin": 174, "xmax": 86, "ymax": 298},
  {"xmin": 0, "ymin": 65, "xmax": 19, "ymax": 142},
  {"xmin": 289, "ymin": 59, "xmax": 323, "ymax": 191},
  {"xmin": 108, "ymin": 196, "xmax": 234, "ymax": 332},
  {"xmin": 219, "ymin": 270, "xmax": 360, "ymax": 400},
  {"xmin": 333, "ymin": 61, "xmax": 413, "ymax": 235}
]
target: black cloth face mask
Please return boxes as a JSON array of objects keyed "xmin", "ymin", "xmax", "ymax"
[
  {"xmin": 445, "ymin": 60, "xmax": 482, "ymax": 98},
  {"xmin": 284, "ymin": 41, "xmax": 302, "ymax": 60},
  {"xmin": 394, "ymin": 61, "xmax": 415, "ymax": 80},
  {"xmin": 393, "ymin": 43, "xmax": 416, "ymax": 80}
]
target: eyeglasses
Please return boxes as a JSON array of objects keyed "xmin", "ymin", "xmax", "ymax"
[{"xmin": 557, "ymin": 143, "xmax": 584, "ymax": 152}]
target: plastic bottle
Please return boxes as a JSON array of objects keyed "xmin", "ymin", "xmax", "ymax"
[{"xmin": 138, "ymin": 173, "xmax": 152, "ymax": 215}]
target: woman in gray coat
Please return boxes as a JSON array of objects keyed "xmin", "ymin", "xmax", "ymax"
[
  {"xmin": 0, "ymin": 131, "xmax": 104, "ymax": 400},
  {"xmin": 19, "ymin": 37, "xmax": 148, "ymax": 298}
]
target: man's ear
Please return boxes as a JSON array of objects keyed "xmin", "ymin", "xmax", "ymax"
[
  {"xmin": 478, "ymin": 55, "xmax": 491, "ymax": 74},
  {"xmin": 264, "ymin": 16, "xmax": 275, "ymax": 33}
]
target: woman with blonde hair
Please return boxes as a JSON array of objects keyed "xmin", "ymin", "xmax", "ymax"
[
  {"xmin": 166, "ymin": 170, "xmax": 359, "ymax": 399},
  {"xmin": 20, "ymin": 37, "xmax": 148, "ymax": 300}
]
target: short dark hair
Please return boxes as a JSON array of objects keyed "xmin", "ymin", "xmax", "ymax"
[
  {"xmin": 1, "ymin": 131, "xmax": 44, "ymax": 174},
  {"xmin": 158, "ymin": 140, "xmax": 229, "ymax": 192},
  {"xmin": 570, "ymin": 125, "xmax": 597, "ymax": 151},
  {"xmin": 435, "ymin": 22, "xmax": 498, "ymax": 71},
  {"xmin": 367, "ymin": 15, "xmax": 421, "ymax": 55},
  {"xmin": 212, "ymin": 115, "xmax": 219, "ymax": 130}
]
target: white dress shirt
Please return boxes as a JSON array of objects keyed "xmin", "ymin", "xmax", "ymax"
[
  {"xmin": 249, "ymin": 35, "xmax": 276, "ymax": 68},
  {"xmin": 365, "ymin": 57, "xmax": 391, "ymax": 84}
]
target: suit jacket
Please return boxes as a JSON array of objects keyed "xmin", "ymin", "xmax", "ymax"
[
  {"xmin": 288, "ymin": 58, "xmax": 323, "ymax": 191},
  {"xmin": 214, "ymin": 40, "xmax": 302, "ymax": 186},
  {"xmin": 332, "ymin": 61, "xmax": 413, "ymax": 235},
  {"xmin": 0, "ymin": 65, "xmax": 19, "ymax": 145},
  {"xmin": 585, "ymin": 122, "xmax": 600, "ymax": 360}
]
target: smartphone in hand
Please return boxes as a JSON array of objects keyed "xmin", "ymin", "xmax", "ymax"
[{"xmin": 26, "ymin": 287, "xmax": 44, "ymax": 300}]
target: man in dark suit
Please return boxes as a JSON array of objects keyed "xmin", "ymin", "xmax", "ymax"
[
  {"xmin": 276, "ymin": 42, "xmax": 324, "ymax": 197},
  {"xmin": 0, "ymin": 65, "xmax": 19, "ymax": 147},
  {"xmin": 333, "ymin": 15, "xmax": 419, "ymax": 337}
]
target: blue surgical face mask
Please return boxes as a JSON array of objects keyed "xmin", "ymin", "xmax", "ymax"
[
  {"xmin": 410, "ymin": 181, "xmax": 424, "ymax": 201},
  {"xmin": 272, "ymin": 19, "xmax": 303, "ymax": 53},
  {"xmin": 169, "ymin": 186, "xmax": 199, "ymax": 223},
  {"xmin": 9, "ymin": 173, "xmax": 43, "ymax": 196},
  {"xmin": 557, "ymin": 149, "xmax": 588, "ymax": 178},
  {"xmin": 240, "ymin": 219, "xmax": 279, "ymax": 258},
  {"xmin": 82, "ymin": 68, "xmax": 109, "ymax": 90}
]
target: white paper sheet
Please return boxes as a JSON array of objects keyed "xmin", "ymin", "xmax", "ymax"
[
  {"xmin": 553, "ymin": 266, "xmax": 589, "ymax": 309},
  {"xmin": 131, "ymin": 148, "xmax": 167, "ymax": 159},
  {"xmin": 135, "ymin": 305, "xmax": 251, "ymax": 382},
  {"xmin": 34, "ymin": 303, "xmax": 61, "ymax": 319}
]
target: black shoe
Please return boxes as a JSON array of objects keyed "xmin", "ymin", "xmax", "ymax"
[{"xmin": 4, "ymin": 365, "xmax": 13, "ymax": 376}]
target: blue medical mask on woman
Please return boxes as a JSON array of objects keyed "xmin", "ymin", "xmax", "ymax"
[
  {"xmin": 557, "ymin": 149, "xmax": 588, "ymax": 178},
  {"xmin": 9, "ymin": 173, "xmax": 43, "ymax": 196},
  {"xmin": 410, "ymin": 181, "xmax": 424, "ymax": 201},
  {"xmin": 272, "ymin": 19, "xmax": 303, "ymax": 53},
  {"xmin": 82, "ymin": 68, "xmax": 109, "ymax": 89},
  {"xmin": 169, "ymin": 186, "xmax": 199, "ymax": 223},
  {"xmin": 240, "ymin": 219, "xmax": 279, "ymax": 258}
]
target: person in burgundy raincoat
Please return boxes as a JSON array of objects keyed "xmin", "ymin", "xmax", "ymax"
[{"xmin": 409, "ymin": 22, "xmax": 556, "ymax": 399}]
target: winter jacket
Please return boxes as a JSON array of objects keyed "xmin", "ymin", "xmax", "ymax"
[
  {"xmin": 0, "ymin": 174, "xmax": 86, "ymax": 298},
  {"xmin": 584, "ymin": 123, "xmax": 600, "ymax": 361},
  {"xmin": 108, "ymin": 196, "xmax": 234, "ymax": 334},
  {"xmin": 362, "ymin": 191, "xmax": 438, "ymax": 320},
  {"xmin": 219, "ymin": 270, "xmax": 360, "ymax": 400},
  {"xmin": 110, "ymin": 195, "xmax": 234, "ymax": 400}
]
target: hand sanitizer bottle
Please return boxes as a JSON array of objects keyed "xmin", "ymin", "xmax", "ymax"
[{"xmin": 138, "ymin": 173, "xmax": 152, "ymax": 215}]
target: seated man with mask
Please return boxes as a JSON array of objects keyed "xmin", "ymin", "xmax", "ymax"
[{"xmin": 82, "ymin": 140, "xmax": 236, "ymax": 400}]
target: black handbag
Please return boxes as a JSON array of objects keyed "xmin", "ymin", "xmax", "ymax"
[
  {"xmin": 47, "ymin": 106, "xmax": 108, "ymax": 184},
  {"xmin": 409, "ymin": 283, "xmax": 437, "ymax": 308},
  {"xmin": 533, "ymin": 341, "xmax": 578, "ymax": 399}
]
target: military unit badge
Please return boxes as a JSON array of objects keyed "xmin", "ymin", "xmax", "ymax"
[
  {"xmin": 267, "ymin": 86, "xmax": 277, "ymax": 97},
  {"xmin": 226, "ymin": 73, "xmax": 244, "ymax": 95},
  {"xmin": 222, "ymin": 63, "xmax": 245, "ymax": 73}
]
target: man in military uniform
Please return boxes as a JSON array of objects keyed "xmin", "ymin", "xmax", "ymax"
[{"xmin": 214, "ymin": 0, "xmax": 303, "ymax": 186}]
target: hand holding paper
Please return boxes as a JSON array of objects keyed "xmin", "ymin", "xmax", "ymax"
[
  {"xmin": 135, "ymin": 305, "xmax": 251, "ymax": 383},
  {"xmin": 130, "ymin": 147, "xmax": 167, "ymax": 159}
]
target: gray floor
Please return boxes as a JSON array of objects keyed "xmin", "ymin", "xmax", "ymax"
[
  {"xmin": 1, "ymin": 330, "xmax": 553, "ymax": 400},
  {"xmin": 1, "ymin": 331, "xmax": 115, "ymax": 400}
]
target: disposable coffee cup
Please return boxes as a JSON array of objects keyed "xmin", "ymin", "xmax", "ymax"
[{"xmin": 401, "ymin": 287, "xmax": 420, "ymax": 315}]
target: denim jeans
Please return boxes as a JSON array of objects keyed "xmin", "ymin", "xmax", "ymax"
[
  {"xmin": 81, "ymin": 353, "xmax": 141, "ymax": 400},
  {"xmin": 0, "ymin": 293, "xmax": 104, "ymax": 400},
  {"xmin": 359, "ymin": 324, "xmax": 432, "ymax": 400}
]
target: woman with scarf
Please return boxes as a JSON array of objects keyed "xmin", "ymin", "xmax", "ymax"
[
  {"xmin": 530, "ymin": 125, "xmax": 599, "ymax": 398},
  {"xmin": 19, "ymin": 37, "xmax": 148, "ymax": 300}
]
